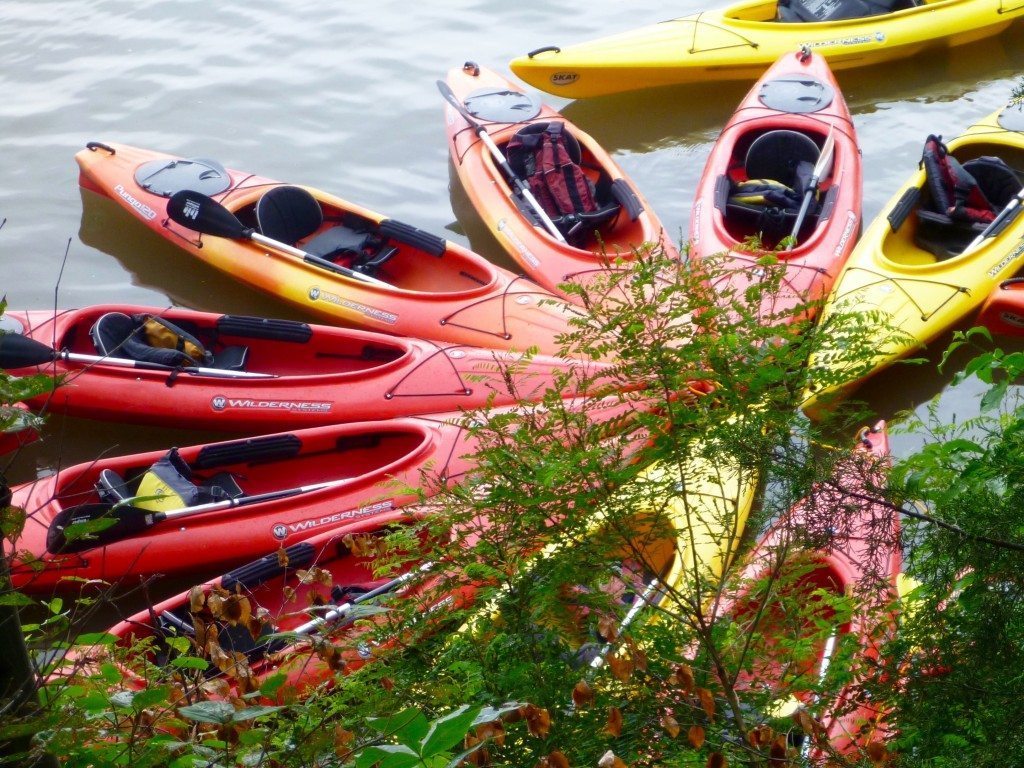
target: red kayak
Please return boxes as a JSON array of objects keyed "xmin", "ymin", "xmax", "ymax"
[
  {"xmin": 712, "ymin": 423, "xmax": 900, "ymax": 757},
  {"xmin": 0, "ymin": 304, "xmax": 615, "ymax": 432},
  {"xmin": 689, "ymin": 49, "xmax": 861, "ymax": 324},
  {"xmin": 443, "ymin": 62, "xmax": 676, "ymax": 304},
  {"xmin": 8, "ymin": 394, "xmax": 648, "ymax": 593},
  {"xmin": 977, "ymin": 277, "xmax": 1024, "ymax": 336},
  {"xmin": 85, "ymin": 509, "xmax": 475, "ymax": 698},
  {"xmin": 76, "ymin": 142, "xmax": 586, "ymax": 356}
]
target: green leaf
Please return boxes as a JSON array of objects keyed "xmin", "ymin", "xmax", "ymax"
[
  {"xmin": 368, "ymin": 708, "xmax": 430, "ymax": 747},
  {"xmin": 470, "ymin": 702, "xmax": 524, "ymax": 727},
  {"xmin": 420, "ymin": 705, "xmax": 483, "ymax": 758},
  {"xmin": 131, "ymin": 685, "xmax": 173, "ymax": 710},
  {"xmin": 170, "ymin": 656, "xmax": 210, "ymax": 671},
  {"xmin": 0, "ymin": 592, "xmax": 36, "ymax": 607},
  {"xmin": 178, "ymin": 700, "xmax": 238, "ymax": 724},
  {"xmin": 259, "ymin": 672, "xmax": 288, "ymax": 699},
  {"xmin": 355, "ymin": 744, "xmax": 421, "ymax": 768},
  {"xmin": 230, "ymin": 705, "xmax": 284, "ymax": 722}
]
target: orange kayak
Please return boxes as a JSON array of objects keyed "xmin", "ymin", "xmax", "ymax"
[
  {"xmin": 977, "ymin": 277, "xmax": 1024, "ymax": 336},
  {"xmin": 443, "ymin": 62, "xmax": 676, "ymax": 303},
  {"xmin": 1, "ymin": 304, "xmax": 615, "ymax": 432},
  {"xmin": 690, "ymin": 49, "xmax": 862, "ymax": 324},
  {"xmin": 75, "ymin": 142, "xmax": 585, "ymax": 356}
]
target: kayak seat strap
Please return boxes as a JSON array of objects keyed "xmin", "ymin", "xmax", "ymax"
[{"xmin": 197, "ymin": 472, "xmax": 245, "ymax": 503}]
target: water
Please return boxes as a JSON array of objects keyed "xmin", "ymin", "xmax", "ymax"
[{"xmin": 2, "ymin": 0, "xmax": 1024, "ymax": 477}]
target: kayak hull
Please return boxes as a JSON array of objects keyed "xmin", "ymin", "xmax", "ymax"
[
  {"xmin": 75, "ymin": 142, "xmax": 583, "ymax": 356},
  {"xmin": 510, "ymin": 0, "xmax": 1024, "ymax": 99},
  {"xmin": 3, "ymin": 305, "xmax": 615, "ymax": 432},
  {"xmin": 689, "ymin": 49, "xmax": 861, "ymax": 323},
  {"xmin": 444, "ymin": 63, "xmax": 676, "ymax": 303},
  {"xmin": 977, "ymin": 277, "xmax": 1024, "ymax": 336},
  {"xmin": 804, "ymin": 102, "xmax": 1024, "ymax": 416}
]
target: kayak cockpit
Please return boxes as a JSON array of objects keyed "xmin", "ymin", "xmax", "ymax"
[{"xmin": 882, "ymin": 139, "xmax": 1024, "ymax": 266}]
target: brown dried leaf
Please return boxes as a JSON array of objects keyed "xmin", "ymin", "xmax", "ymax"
[
  {"xmin": 276, "ymin": 547, "xmax": 289, "ymax": 567},
  {"xmin": 188, "ymin": 586, "xmax": 206, "ymax": 613},
  {"xmin": 193, "ymin": 616, "xmax": 209, "ymax": 652},
  {"xmin": 598, "ymin": 614, "xmax": 619, "ymax": 642},
  {"xmin": 686, "ymin": 723, "xmax": 703, "ymax": 747},
  {"xmin": 201, "ymin": 677, "xmax": 231, "ymax": 699},
  {"xmin": 247, "ymin": 615, "xmax": 266, "ymax": 641},
  {"xmin": 706, "ymin": 753, "xmax": 726, "ymax": 768},
  {"xmin": 597, "ymin": 750, "xmax": 626, "ymax": 768},
  {"xmin": 605, "ymin": 707, "xmax": 623, "ymax": 738},
  {"xmin": 865, "ymin": 741, "xmax": 888, "ymax": 764},
  {"xmin": 208, "ymin": 642, "xmax": 232, "ymax": 674},
  {"xmin": 525, "ymin": 705, "xmax": 551, "ymax": 739},
  {"xmin": 222, "ymin": 594, "xmax": 251, "ymax": 625},
  {"xmin": 282, "ymin": 585, "xmax": 297, "ymax": 604},
  {"xmin": 380, "ymin": 676, "xmax": 394, "ymax": 691},
  {"xmin": 572, "ymin": 680, "xmax": 595, "ymax": 709},
  {"xmin": 475, "ymin": 721, "xmax": 506, "ymax": 747},
  {"xmin": 334, "ymin": 726, "xmax": 355, "ymax": 757},
  {"xmin": 607, "ymin": 653, "xmax": 634, "ymax": 682},
  {"xmin": 539, "ymin": 751, "xmax": 569, "ymax": 768},
  {"xmin": 769, "ymin": 735, "xmax": 788, "ymax": 764},
  {"xmin": 697, "ymin": 687, "xmax": 716, "ymax": 720},
  {"xmin": 207, "ymin": 592, "xmax": 226, "ymax": 619},
  {"xmin": 343, "ymin": 533, "xmax": 377, "ymax": 558},
  {"xmin": 669, "ymin": 663, "xmax": 695, "ymax": 693}
]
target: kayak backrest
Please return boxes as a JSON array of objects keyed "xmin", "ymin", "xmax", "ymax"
[
  {"xmin": 744, "ymin": 130, "xmax": 819, "ymax": 188},
  {"xmin": 90, "ymin": 312, "xmax": 212, "ymax": 368},
  {"xmin": 256, "ymin": 185, "xmax": 324, "ymax": 246},
  {"xmin": 776, "ymin": 0, "xmax": 919, "ymax": 23}
]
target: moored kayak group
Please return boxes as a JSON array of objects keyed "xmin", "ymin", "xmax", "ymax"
[{"xmin": 2, "ymin": 0, "xmax": 1024, "ymax": 761}]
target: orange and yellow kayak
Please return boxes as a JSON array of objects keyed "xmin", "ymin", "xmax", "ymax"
[{"xmin": 76, "ymin": 142, "xmax": 585, "ymax": 356}]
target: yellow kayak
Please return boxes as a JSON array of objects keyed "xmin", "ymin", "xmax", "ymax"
[
  {"xmin": 510, "ymin": 0, "xmax": 1024, "ymax": 99},
  {"xmin": 803, "ymin": 101, "xmax": 1024, "ymax": 416}
]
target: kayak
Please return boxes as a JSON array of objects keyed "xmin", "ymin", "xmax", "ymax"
[
  {"xmin": 977, "ymin": 276, "xmax": 1024, "ymax": 336},
  {"xmin": 90, "ymin": 452, "xmax": 757, "ymax": 699},
  {"xmin": 509, "ymin": 0, "xmax": 1024, "ymax": 99},
  {"xmin": 75, "ymin": 142, "xmax": 584, "ymax": 356},
  {"xmin": 443, "ymin": 62, "xmax": 676, "ymax": 303},
  {"xmin": 0, "ymin": 304, "xmax": 615, "ymax": 432},
  {"xmin": 803, "ymin": 101, "xmax": 1024, "ymax": 415},
  {"xmin": 8, "ymin": 395, "xmax": 649, "ymax": 593},
  {"xmin": 712, "ymin": 422, "xmax": 900, "ymax": 757},
  {"xmin": 689, "ymin": 49, "xmax": 861, "ymax": 324}
]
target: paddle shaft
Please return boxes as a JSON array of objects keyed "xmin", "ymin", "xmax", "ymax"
[
  {"xmin": 248, "ymin": 232, "xmax": 391, "ymax": 288},
  {"xmin": 58, "ymin": 348, "xmax": 274, "ymax": 379},
  {"xmin": 437, "ymin": 81, "xmax": 567, "ymax": 243},
  {"xmin": 786, "ymin": 127, "xmax": 836, "ymax": 251},
  {"xmin": 589, "ymin": 576, "xmax": 661, "ymax": 670},
  {"xmin": 291, "ymin": 561, "xmax": 436, "ymax": 635},
  {"xmin": 962, "ymin": 187, "xmax": 1024, "ymax": 256}
]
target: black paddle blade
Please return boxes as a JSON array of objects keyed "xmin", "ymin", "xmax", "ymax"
[
  {"xmin": 0, "ymin": 333, "xmax": 59, "ymax": 369},
  {"xmin": 167, "ymin": 190, "xmax": 251, "ymax": 241},
  {"xmin": 46, "ymin": 503, "xmax": 153, "ymax": 554}
]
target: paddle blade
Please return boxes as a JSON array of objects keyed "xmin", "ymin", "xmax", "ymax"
[
  {"xmin": 46, "ymin": 503, "xmax": 153, "ymax": 554},
  {"xmin": 168, "ymin": 190, "xmax": 251, "ymax": 241},
  {"xmin": 0, "ymin": 333, "xmax": 59, "ymax": 369}
]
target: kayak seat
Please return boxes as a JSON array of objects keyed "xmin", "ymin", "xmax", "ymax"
[
  {"xmin": 303, "ymin": 223, "xmax": 399, "ymax": 275},
  {"xmin": 914, "ymin": 151, "xmax": 1023, "ymax": 259},
  {"xmin": 777, "ymin": 0, "xmax": 920, "ymax": 23},
  {"xmin": 95, "ymin": 469, "xmax": 132, "ymax": 506},
  {"xmin": 256, "ymin": 185, "xmax": 323, "ymax": 246},
  {"xmin": 744, "ymin": 130, "xmax": 819, "ymax": 189},
  {"xmin": 90, "ymin": 312, "xmax": 249, "ymax": 372}
]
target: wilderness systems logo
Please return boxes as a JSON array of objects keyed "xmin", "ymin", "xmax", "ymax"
[
  {"xmin": 113, "ymin": 183, "xmax": 158, "ymax": 220},
  {"xmin": 270, "ymin": 499, "xmax": 395, "ymax": 539},
  {"xmin": 496, "ymin": 219, "xmax": 540, "ymax": 267},
  {"xmin": 987, "ymin": 238, "xmax": 1024, "ymax": 278},
  {"xmin": 308, "ymin": 286, "xmax": 399, "ymax": 324},
  {"xmin": 210, "ymin": 395, "xmax": 332, "ymax": 413},
  {"xmin": 550, "ymin": 72, "xmax": 579, "ymax": 86}
]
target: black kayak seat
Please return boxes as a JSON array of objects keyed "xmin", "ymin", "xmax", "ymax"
[
  {"xmin": 256, "ymin": 185, "xmax": 323, "ymax": 246},
  {"xmin": 744, "ymin": 130, "xmax": 820, "ymax": 187},
  {"xmin": 90, "ymin": 312, "xmax": 248, "ymax": 372},
  {"xmin": 95, "ymin": 469, "xmax": 132, "ymax": 505}
]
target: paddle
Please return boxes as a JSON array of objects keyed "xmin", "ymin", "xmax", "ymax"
[
  {"xmin": 588, "ymin": 576, "xmax": 661, "ymax": 670},
  {"xmin": 0, "ymin": 332, "xmax": 274, "ymax": 379},
  {"xmin": 961, "ymin": 186, "xmax": 1024, "ymax": 257},
  {"xmin": 786, "ymin": 126, "xmax": 836, "ymax": 251},
  {"xmin": 290, "ymin": 560, "xmax": 437, "ymax": 636},
  {"xmin": 166, "ymin": 190, "xmax": 391, "ymax": 288},
  {"xmin": 46, "ymin": 476, "xmax": 369, "ymax": 554},
  {"xmin": 436, "ymin": 80, "xmax": 567, "ymax": 244}
]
